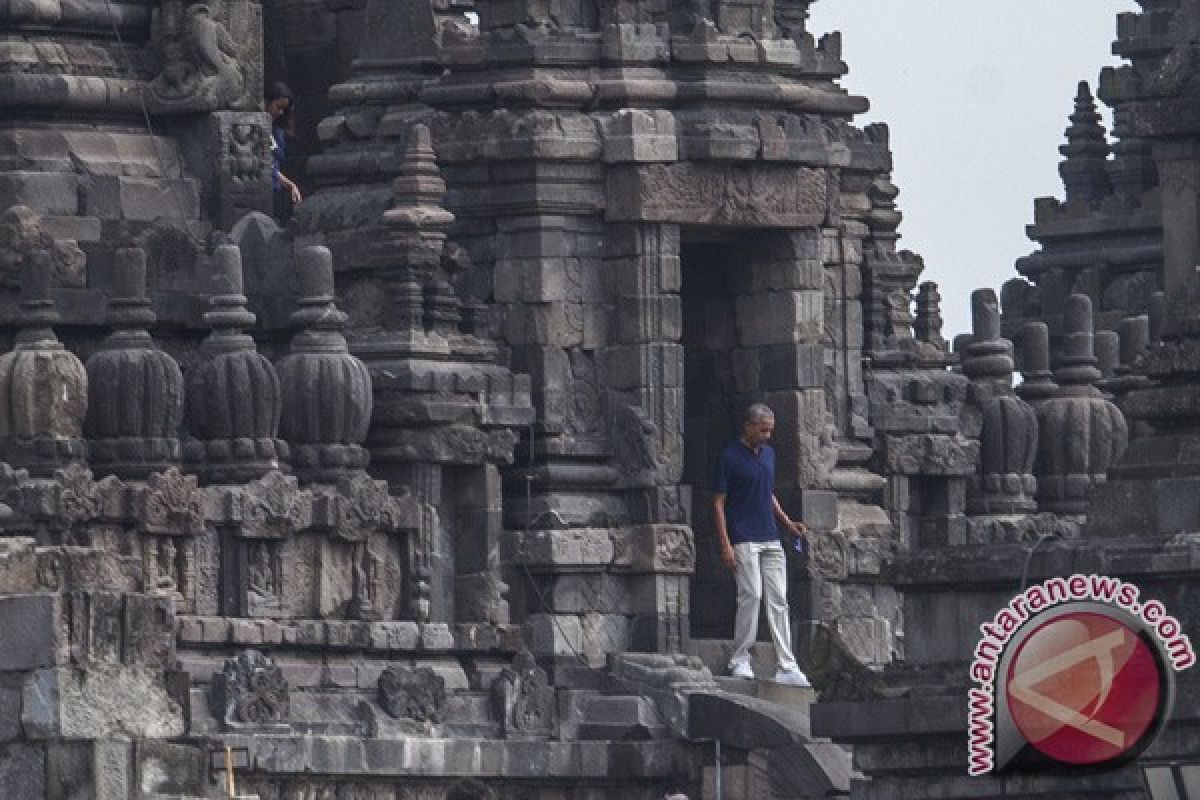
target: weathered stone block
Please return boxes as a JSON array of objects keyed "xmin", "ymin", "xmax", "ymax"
[
  {"xmin": 0, "ymin": 743, "xmax": 44, "ymax": 799},
  {"xmin": 735, "ymin": 290, "xmax": 823, "ymax": 346},
  {"xmin": 419, "ymin": 623, "xmax": 455, "ymax": 650},
  {"xmin": 122, "ymin": 593, "xmax": 175, "ymax": 669},
  {"xmin": 763, "ymin": 343, "xmax": 824, "ymax": 389},
  {"xmin": 370, "ymin": 621, "xmax": 420, "ymax": 651},
  {"xmin": 527, "ymin": 613, "xmax": 583, "ymax": 657},
  {"xmin": 606, "ymin": 163, "xmax": 828, "ymax": 228},
  {"xmin": 601, "ymin": 22, "xmax": 670, "ymax": 63},
  {"xmin": 0, "ymin": 171, "xmax": 77, "ymax": 214},
  {"xmin": 0, "ymin": 688, "xmax": 20, "ymax": 741},
  {"xmin": 602, "ymin": 110, "xmax": 678, "ymax": 163},
  {"xmin": 620, "ymin": 525, "xmax": 695, "ymax": 574},
  {"xmin": 494, "ymin": 257, "xmax": 580, "ymax": 303},
  {"xmin": 46, "ymin": 739, "xmax": 132, "ymax": 800},
  {"xmin": 22, "ymin": 665, "xmax": 185, "ymax": 740},
  {"xmin": 512, "ymin": 529, "xmax": 615, "ymax": 570},
  {"xmin": 745, "ymin": 257, "xmax": 824, "ymax": 292},
  {"xmin": 0, "ymin": 594, "xmax": 67, "ymax": 670},
  {"xmin": 134, "ymin": 740, "xmax": 206, "ymax": 798},
  {"xmin": 615, "ymin": 294, "xmax": 682, "ymax": 343},
  {"xmin": 799, "ymin": 489, "xmax": 839, "ymax": 531},
  {"xmin": 530, "ymin": 573, "xmax": 632, "ymax": 615},
  {"xmin": 503, "ymin": 302, "xmax": 586, "ymax": 347},
  {"xmin": 0, "ymin": 538, "xmax": 37, "ymax": 594},
  {"xmin": 596, "ymin": 344, "xmax": 683, "ymax": 390},
  {"xmin": 81, "ymin": 175, "xmax": 199, "ymax": 220}
]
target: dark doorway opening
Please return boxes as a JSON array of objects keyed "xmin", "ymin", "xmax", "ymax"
[{"xmin": 681, "ymin": 232, "xmax": 745, "ymax": 640}]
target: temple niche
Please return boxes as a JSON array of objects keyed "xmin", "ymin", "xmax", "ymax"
[{"xmin": 0, "ymin": 0, "xmax": 1197, "ymax": 799}]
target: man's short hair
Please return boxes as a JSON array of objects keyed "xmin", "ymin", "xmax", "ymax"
[{"xmin": 742, "ymin": 403, "xmax": 775, "ymax": 426}]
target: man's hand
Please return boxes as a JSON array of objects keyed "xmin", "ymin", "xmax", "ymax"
[
  {"xmin": 786, "ymin": 519, "xmax": 808, "ymax": 539},
  {"xmin": 720, "ymin": 543, "xmax": 737, "ymax": 572}
]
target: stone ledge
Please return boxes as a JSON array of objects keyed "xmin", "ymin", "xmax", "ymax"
[
  {"xmin": 176, "ymin": 617, "xmax": 522, "ymax": 654},
  {"xmin": 212, "ymin": 733, "xmax": 688, "ymax": 780}
]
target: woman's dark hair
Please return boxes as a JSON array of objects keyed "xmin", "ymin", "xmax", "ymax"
[
  {"xmin": 265, "ymin": 81, "xmax": 293, "ymax": 105},
  {"xmin": 265, "ymin": 81, "xmax": 294, "ymax": 129}
]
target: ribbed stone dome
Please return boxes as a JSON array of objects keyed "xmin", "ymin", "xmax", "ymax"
[
  {"xmin": 85, "ymin": 247, "xmax": 184, "ymax": 479},
  {"xmin": 0, "ymin": 251, "xmax": 88, "ymax": 475},
  {"xmin": 276, "ymin": 246, "xmax": 372, "ymax": 481},
  {"xmin": 1035, "ymin": 294, "xmax": 1128, "ymax": 513},
  {"xmin": 185, "ymin": 244, "xmax": 286, "ymax": 482}
]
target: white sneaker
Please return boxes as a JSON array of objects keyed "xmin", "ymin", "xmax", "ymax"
[
  {"xmin": 729, "ymin": 661, "xmax": 754, "ymax": 679},
  {"xmin": 774, "ymin": 668, "xmax": 811, "ymax": 687}
]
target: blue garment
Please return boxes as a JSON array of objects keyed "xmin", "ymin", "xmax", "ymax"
[
  {"xmin": 713, "ymin": 441, "xmax": 778, "ymax": 544},
  {"xmin": 271, "ymin": 125, "xmax": 285, "ymax": 189}
]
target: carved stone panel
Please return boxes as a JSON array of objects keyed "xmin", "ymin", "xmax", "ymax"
[
  {"xmin": 209, "ymin": 649, "xmax": 290, "ymax": 730},
  {"xmin": 490, "ymin": 649, "xmax": 555, "ymax": 738},
  {"xmin": 146, "ymin": 0, "xmax": 259, "ymax": 114},
  {"xmin": 606, "ymin": 163, "xmax": 828, "ymax": 227},
  {"xmin": 377, "ymin": 665, "xmax": 445, "ymax": 733}
]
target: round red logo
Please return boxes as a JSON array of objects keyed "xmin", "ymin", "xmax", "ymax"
[{"xmin": 1005, "ymin": 611, "xmax": 1164, "ymax": 766}]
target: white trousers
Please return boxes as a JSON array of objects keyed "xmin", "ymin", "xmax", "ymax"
[{"xmin": 730, "ymin": 540, "xmax": 799, "ymax": 672}]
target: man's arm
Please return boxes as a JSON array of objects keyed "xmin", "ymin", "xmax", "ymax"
[
  {"xmin": 712, "ymin": 493, "xmax": 737, "ymax": 571},
  {"xmin": 773, "ymin": 494, "xmax": 808, "ymax": 539}
]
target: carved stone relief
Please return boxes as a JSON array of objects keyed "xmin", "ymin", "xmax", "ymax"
[
  {"xmin": 148, "ymin": 0, "xmax": 246, "ymax": 113},
  {"xmin": 378, "ymin": 665, "xmax": 446, "ymax": 732},
  {"xmin": 209, "ymin": 649, "xmax": 290, "ymax": 730}
]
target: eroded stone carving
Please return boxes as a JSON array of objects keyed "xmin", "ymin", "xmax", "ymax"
[
  {"xmin": 378, "ymin": 665, "xmax": 445, "ymax": 729},
  {"xmin": 491, "ymin": 650, "xmax": 555, "ymax": 738},
  {"xmin": 607, "ymin": 163, "xmax": 828, "ymax": 227},
  {"xmin": 148, "ymin": 0, "xmax": 245, "ymax": 113},
  {"xmin": 210, "ymin": 649, "xmax": 290, "ymax": 729},
  {"xmin": 132, "ymin": 468, "xmax": 206, "ymax": 537},
  {"xmin": 0, "ymin": 206, "xmax": 85, "ymax": 289},
  {"xmin": 0, "ymin": 251, "xmax": 88, "ymax": 476}
]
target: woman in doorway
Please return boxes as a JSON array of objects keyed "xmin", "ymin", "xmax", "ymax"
[{"xmin": 265, "ymin": 82, "xmax": 302, "ymax": 225}]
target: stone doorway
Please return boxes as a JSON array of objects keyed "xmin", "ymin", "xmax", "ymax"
[
  {"xmin": 681, "ymin": 232, "xmax": 748, "ymax": 640},
  {"xmin": 680, "ymin": 226, "xmax": 826, "ymax": 647}
]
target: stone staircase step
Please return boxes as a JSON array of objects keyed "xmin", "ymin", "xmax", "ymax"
[
  {"xmin": 714, "ymin": 675, "xmax": 818, "ymax": 708},
  {"xmin": 688, "ymin": 638, "xmax": 791, "ymax": 679}
]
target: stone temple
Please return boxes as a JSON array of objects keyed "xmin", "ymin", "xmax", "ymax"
[{"xmin": 0, "ymin": 0, "xmax": 1197, "ymax": 798}]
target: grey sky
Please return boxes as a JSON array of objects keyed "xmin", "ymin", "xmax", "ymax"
[{"xmin": 807, "ymin": 0, "xmax": 1138, "ymax": 337}]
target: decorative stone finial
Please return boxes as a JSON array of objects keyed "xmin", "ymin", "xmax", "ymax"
[
  {"xmin": 276, "ymin": 246, "xmax": 372, "ymax": 482},
  {"xmin": 963, "ymin": 289, "xmax": 1037, "ymax": 515},
  {"xmin": 1059, "ymin": 81, "xmax": 1113, "ymax": 207},
  {"xmin": 1035, "ymin": 294, "xmax": 1128, "ymax": 513},
  {"xmin": 85, "ymin": 247, "xmax": 184, "ymax": 479},
  {"xmin": 376, "ymin": 124, "xmax": 455, "ymax": 271},
  {"xmin": 914, "ymin": 281, "xmax": 947, "ymax": 353},
  {"xmin": 0, "ymin": 251, "xmax": 88, "ymax": 475},
  {"xmin": 1053, "ymin": 294, "xmax": 1103, "ymax": 389},
  {"xmin": 186, "ymin": 244, "xmax": 287, "ymax": 483},
  {"xmin": 1095, "ymin": 329, "xmax": 1120, "ymax": 380},
  {"xmin": 1117, "ymin": 315, "xmax": 1149, "ymax": 376},
  {"xmin": 962, "ymin": 289, "xmax": 1013, "ymax": 389},
  {"xmin": 1016, "ymin": 322, "xmax": 1058, "ymax": 407}
]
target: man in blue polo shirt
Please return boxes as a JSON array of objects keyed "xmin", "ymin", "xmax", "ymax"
[{"xmin": 713, "ymin": 403, "xmax": 810, "ymax": 685}]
